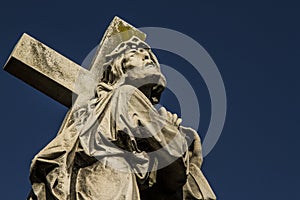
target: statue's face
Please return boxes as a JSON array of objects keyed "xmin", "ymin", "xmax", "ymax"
[
  {"xmin": 122, "ymin": 48, "xmax": 166, "ymax": 104},
  {"xmin": 123, "ymin": 48, "xmax": 158, "ymax": 74}
]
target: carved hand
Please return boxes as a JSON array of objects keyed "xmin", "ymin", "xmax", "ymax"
[{"xmin": 158, "ymin": 106, "xmax": 182, "ymax": 128}]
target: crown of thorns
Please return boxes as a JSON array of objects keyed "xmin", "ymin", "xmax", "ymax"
[{"xmin": 105, "ymin": 36, "xmax": 151, "ymax": 61}]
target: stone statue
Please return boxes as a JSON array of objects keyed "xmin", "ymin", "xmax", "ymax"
[{"xmin": 27, "ymin": 36, "xmax": 216, "ymax": 200}]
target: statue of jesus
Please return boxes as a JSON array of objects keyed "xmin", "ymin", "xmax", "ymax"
[{"xmin": 28, "ymin": 36, "xmax": 216, "ymax": 200}]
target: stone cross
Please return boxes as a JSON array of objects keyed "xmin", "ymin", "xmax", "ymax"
[{"xmin": 4, "ymin": 16, "xmax": 146, "ymax": 134}]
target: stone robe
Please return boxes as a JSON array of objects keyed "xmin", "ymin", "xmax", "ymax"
[{"xmin": 28, "ymin": 82, "xmax": 216, "ymax": 200}]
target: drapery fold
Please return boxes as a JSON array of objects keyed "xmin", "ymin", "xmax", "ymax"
[{"xmin": 28, "ymin": 83, "xmax": 216, "ymax": 200}]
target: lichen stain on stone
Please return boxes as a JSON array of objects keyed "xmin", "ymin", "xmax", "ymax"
[
  {"xmin": 116, "ymin": 20, "xmax": 131, "ymax": 34},
  {"xmin": 29, "ymin": 40, "xmax": 68, "ymax": 83}
]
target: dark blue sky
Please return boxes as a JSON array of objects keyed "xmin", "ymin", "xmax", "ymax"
[{"xmin": 1, "ymin": 1, "xmax": 299, "ymax": 199}]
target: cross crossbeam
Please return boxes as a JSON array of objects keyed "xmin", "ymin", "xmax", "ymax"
[
  {"xmin": 4, "ymin": 16, "xmax": 146, "ymax": 135},
  {"xmin": 4, "ymin": 16, "xmax": 146, "ymax": 108}
]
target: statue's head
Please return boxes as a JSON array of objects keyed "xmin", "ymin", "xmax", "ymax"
[{"xmin": 101, "ymin": 36, "xmax": 166, "ymax": 104}]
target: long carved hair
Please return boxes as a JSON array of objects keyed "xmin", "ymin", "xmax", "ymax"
[{"xmin": 100, "ymin": 53, "xmax": 126, "ymax": 85}]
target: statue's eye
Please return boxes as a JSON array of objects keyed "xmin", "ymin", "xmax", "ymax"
[
  {"xmin": 129, "ymin": 49, "xmax": 137, "ymax": 54},
  {"xmin": 128, "ymin": 50, "xmax": 136, "ymax": 58}
]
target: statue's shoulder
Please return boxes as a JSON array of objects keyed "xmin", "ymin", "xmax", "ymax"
[{"xmin": 114, "ymin": 84, "xmax": 138, "ymax": 92}]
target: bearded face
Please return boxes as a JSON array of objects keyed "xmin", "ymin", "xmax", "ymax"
[{"xmin": 122, "ymin": 48, "xmax": 166, "ymax": 104}]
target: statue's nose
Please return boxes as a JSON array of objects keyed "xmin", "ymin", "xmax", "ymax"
[
  {"xmin": 137, "ymin": 48, "xmax": 150, "ymax": 61},
  {"xmin": 142, "ymin": 54, "xmax": 150, "ymax": 61}
]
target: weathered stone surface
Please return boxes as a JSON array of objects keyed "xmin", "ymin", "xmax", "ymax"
[
  {"xmin": 4, "ymin": 33, "xmax": 89, "ymax": 107},
  {"xmin": 4, "ymin": 16, "xmax": 216, "ymax": 200}
]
